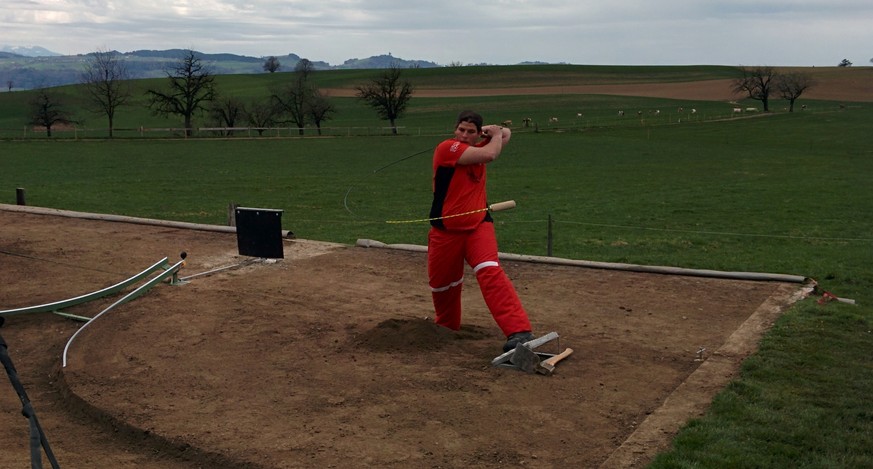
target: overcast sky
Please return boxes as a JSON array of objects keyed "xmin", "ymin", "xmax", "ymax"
[{"xmin": 3, "ymin": 0, "xmax": 872, "ymax": 66}]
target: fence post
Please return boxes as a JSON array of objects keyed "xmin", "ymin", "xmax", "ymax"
[
  {"xmin": 16, "ymin": 188, "xmax": 26, "ymax": 206},
  {"xmin": 227, "ymin": 202, "xmax": 239, "ymax": 226},
  {"xmin": 547, "ymin": 214, "xmax": 553, "ymax": 256}
]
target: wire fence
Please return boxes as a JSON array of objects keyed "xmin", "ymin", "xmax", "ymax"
[
  {"xmin": 1, "ymin": 106, "xmax": 838, "ymax": 140},
  {"xmin": 1, "ymin": 115, "xmax": 708, "ymax": 140},
  {"xmin": 0, "ymin": 125, "xmax": 436, "ymax": 140}
]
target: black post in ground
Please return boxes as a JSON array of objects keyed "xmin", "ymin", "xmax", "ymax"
[
  {"xmin": 0, "ymin": 330, "xmax": 61, "ymax": 469},
  {"xmin": 16, "ymin": 187, "xmax": 26, "ymax": 206},
  {"xmin": 548, "ymin": 214, "xmax": 554, "ymax": 257}
]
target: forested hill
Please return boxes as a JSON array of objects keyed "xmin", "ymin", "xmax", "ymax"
[{"xmin": 0, "ymin": 50, "xmax": 441, "ymax": 90}]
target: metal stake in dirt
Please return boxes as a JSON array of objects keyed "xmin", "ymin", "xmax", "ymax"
[{"xmin": 0, "ymin": 329, "xmax": 61, "ymax": 469}]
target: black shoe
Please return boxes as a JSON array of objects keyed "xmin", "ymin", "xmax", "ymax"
[{"xmin": 503, "ymin": 331, "xmax": 535, "ymax": 353}]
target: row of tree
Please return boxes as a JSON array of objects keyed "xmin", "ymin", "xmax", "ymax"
[
  {"xmin": 29, "ymin": 49, "xmax": 415, "ymax": 138},
  {"xmin": 731, "ymin": 66, "xmax": 816, "ymax": 112},
  {"xmin": 31, "ymin": 57, "xmax": 821, "ymax": 137}
]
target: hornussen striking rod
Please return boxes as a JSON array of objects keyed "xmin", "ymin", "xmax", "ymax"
[{"xmin": 386, "ymin": 200, "xmax": 516, "ymax": 224}]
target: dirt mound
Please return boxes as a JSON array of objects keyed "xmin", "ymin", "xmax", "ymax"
[{"xmin": 351, "ymin": 318, "xmax": 490, "ymax": 353}]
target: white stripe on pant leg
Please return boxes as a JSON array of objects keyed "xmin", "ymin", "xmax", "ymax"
[
  {"xmin": 430, "ymin": 277, "xmax": 464, "ymax": 292},
  {"xmin": 473, "ymin": 261, "xmax": 499, "ymax": 273}
]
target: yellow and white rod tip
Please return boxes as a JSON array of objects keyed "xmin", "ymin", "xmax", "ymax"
[{"xmin": 488, "ymin": 200, "xmax": 516, "ymax": 212}]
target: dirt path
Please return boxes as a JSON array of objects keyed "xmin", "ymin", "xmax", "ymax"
[
  {"xmin": 1, "ymin": 208, "xmax": 811, "ymax": 468},
  {"xmin": 325, "ymin": 68, "xmax": 873, "ymax": 102}
]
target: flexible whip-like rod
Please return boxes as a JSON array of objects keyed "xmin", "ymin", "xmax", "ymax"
[
  {"xmin": 343, "ymin": 147, "xmax": 434, "ymax": 215},
  {"xmin": 386, "ymin": 200, "xmax": 516, "ymax": 224},
  {"xmin": 370, "ymin": 148, "xmax": 433, "ymax": 174}
]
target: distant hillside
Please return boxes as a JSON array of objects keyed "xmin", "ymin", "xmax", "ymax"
[
  {"xmin": 337, "ymin": 54, "xmax": 438, "ymax": 69},
  {"xmin": 0, "ymin": 45, "xmax": 61, "ymax": 57},
  {"xmin": 0, "ymin": 49, "xmax": 440, "ymax": 90}
]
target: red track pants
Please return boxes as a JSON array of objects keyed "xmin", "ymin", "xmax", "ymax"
[{"xmin": 427, "ymin": 222, "xmax": 531, "ymax": 337}]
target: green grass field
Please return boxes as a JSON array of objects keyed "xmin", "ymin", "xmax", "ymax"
[
  {"xmin": 0, "ymin": 64, "xmax": 746, "ymax": 137},
  {"xmin": 1, "ymin": 66, "xmax": 871, "ymax": 467}
]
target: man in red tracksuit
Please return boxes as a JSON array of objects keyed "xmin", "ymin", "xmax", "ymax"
[{"xmin": 428, "ymin": 110, "xmax": 534, "ymax": 352}]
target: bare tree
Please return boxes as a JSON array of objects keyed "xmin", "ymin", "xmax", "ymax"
[
  {"xmin": 732, "ymin": 66, "xmax": 777, "ymax": 112},
  {"xmin": 209, "ymin": 96, "xmax": 245, "ymax": 136},
  {"xmin": 838, "ymin": 59, "xmax": 853, "ymax": 67},
  {"xmin": 245, "ymin": 98, "xmax": 280, "ymax": 136},
  {"xmin": 263, "ymin": 56, "xmax": 281, "ymax": 73},
  {"xmin": 28, "ymin": 89, "xmax": 75, "ymax": 137},
  {"xmin": 146, "ymin": 50, "xmax": 217, "ymax": 137},
  {"xmin": 271, "ymin": 74, "xmax": 311, "ymax": 135},
  {"xmin": 271, "ymin": 61, "xmax": 334, "ymax": 136},
  {"xmin": 308, "ymin": 91, "xmax": 336, "ymax": 136},
  {"xmin": 294, "ymin": 59, "xmax": 314, "ymax": 80},
  {"xmin": 775, "ymin": 72, "xmax": 816, "ymax": 112},
  {"xmin": 81, "ymin": 49, "xmax": 131, "ymax": 138},
  {"xmin": 355, "ymin": 65, "xmax": 414, "ymax": 135}
]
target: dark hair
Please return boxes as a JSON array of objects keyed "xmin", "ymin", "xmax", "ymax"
[{"xmin": 456, "ymin": 110, "xmax": 483, "ymax": 131}]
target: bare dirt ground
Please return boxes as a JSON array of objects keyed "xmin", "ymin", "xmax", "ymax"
[
  {"xmin": 325, "ymin": 67, "xmax": 873, "ymax": 103},
  {"xmin": 0, "ymin": 206, "xmax": 811, "ymax": 469}
]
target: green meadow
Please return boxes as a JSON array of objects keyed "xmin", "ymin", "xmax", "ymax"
[{"xmin": 1, "ymin": 66, "xmax": 871, "ymax": 467}]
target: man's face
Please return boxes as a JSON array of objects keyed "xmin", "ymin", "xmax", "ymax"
[{"xmin": 454, "ymin": 121, "xmax": 481, "ymax": 145}]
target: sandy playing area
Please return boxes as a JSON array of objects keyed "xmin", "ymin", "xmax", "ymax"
[{"xmin": 1, "ymin": 206, "xmax": 811, "ymax": 468}]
